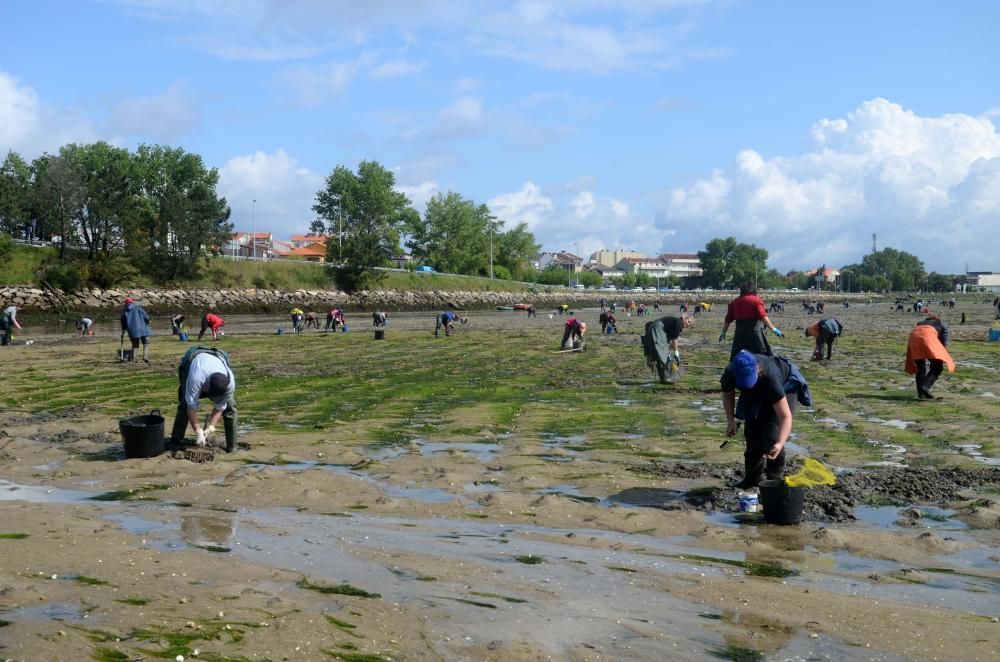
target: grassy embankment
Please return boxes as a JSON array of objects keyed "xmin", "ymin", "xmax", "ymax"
[
  {"xmin": 4, "ymin": 307, "xmax": 997, "ymax": 474},
  {"xmin": 0, "ymin": 244, "xmax": 529, "ymax": 292}
]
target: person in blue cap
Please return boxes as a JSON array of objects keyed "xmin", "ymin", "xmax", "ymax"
[
  {"xmin": 721, "ymin": 349, "xmax": 810, "ymax": 489},
  {"xmin": 435, "ymin": 310, "xmax": 457, "ymax": 337}
]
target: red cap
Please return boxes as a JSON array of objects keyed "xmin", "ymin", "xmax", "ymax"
[{"xmin": 124, "ymin": 297, "xmax": 135, "ymax": 304}]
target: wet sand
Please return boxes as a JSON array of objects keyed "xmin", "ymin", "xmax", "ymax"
[{"xmin": 0, "ymin": 297, "xmax": 998, "ymax": 661}]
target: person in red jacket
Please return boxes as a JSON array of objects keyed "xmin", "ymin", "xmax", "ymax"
[
  {"xmin": 719, "ymin": 283, "xmax": 783, "ymax": 360},
  {"xmin": 198, "ymin": 312, "xmax": 226, "ymax": 340}
]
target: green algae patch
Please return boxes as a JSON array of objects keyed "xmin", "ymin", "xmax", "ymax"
[
  {"xmin": 90, "ymin": 484, "xmax": 170, "ymax": 502},
  {"xmin": 115, "ymin": 597, "xmax": 149, "ymax": 606},
  {"xmin": 469, "ymin": 591, "xmax": 528, "ymax": 604},
  {"xmin": 709, "ymin": 644, "xmax": 765, "ymax": 661},
  {"xmin": 194, "ymin": 544, "xmax": 232, "ymax": 553},
  {"xmin": 0, "ymin": 533, "xmax": 30, "ymax": 539},
  {"xmin": 75, "ymin": 575, "xmax": 111, "ymax": 586},
  {"xmin": 513, "ymin": 554, "xmax": 544, "ymax": 565},
  {"xmin": 298, "ymin": 578, "xmax": 381, "ymax": 598},
  {"xmin": 0, "ymin": 618, "xmax": 11, "ymax": 627},
  {"xmin": 91, "ymin": 648, "xmax": 129, "ymax": 661},
  {"xmin": 676, "ymin": 554, "xmax": 796, "ymax": 578},
  {"xmin": 325, "ymin": 614, "xmax": 362, "ymax": 638},
  {"xmin": 325, "ymin": 651, "xmax": 391, "ymax": 662}
]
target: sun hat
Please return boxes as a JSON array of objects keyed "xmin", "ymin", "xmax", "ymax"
[{"xmin": 732, "ymin": 350, "xmax": 759, "ymax": 389}]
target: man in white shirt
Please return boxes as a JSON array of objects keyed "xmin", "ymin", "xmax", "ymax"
[{"xmin": 170, "ymin": 347, "xmax": 238, "ymax": 452}]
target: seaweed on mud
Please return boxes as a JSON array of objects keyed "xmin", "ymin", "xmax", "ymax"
[
  {"xmin": 678, "ymin": 554, "xmax": 796, "ymax": 578},
  {"xmin": 513, "ymin": 554, "xmax": 544, "ymax": 565},
  {"xmin": 324, "ymin": 652, "xmax": 390, "ymax": 662},
  {"xmin": 194, "ymin": 544, "xmax": 232, "ymax": 553},
  {"xmin": 297, "ymin": 578, "xmax": 381, "ymax": 598},
  {"xmin": 0, "ymin": 618, "xmax": 11, "ymax": 627},
  {"xmin": 90, "ymin": 648, "xmax": 129, "ymax": 661},
  {"xmin": 0, "ymin": 533, "xmax": 29, "ymax": 539},
  {"xmin": 89, "ymin": 484, "xmax": 170, "ymax": 502},
  {"xmin": 75, "ymin": 575, "xmax": 111, "ymax": 586},
  {"xmin": 442, "ymin": 596, "xmax": 497, "ymax": 609},
  {"xmin": 324, "ymin": 614, "xmax": 362, "ymax": 637},
  {"xmin": 469, "ymin": 591, "xmax": 527, "ymax": 603},
  {"xmin": 131, "ymin": 620, "xmax": 253, "ymax": 659},
  {"xmin": 115, "ymin": 598, "xmax": 148, "ymax": 606},
  {"xmin": 709, "ymin": 644, "xmax": 764, "ymax": 661}
]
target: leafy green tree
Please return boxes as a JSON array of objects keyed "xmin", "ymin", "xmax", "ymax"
[
  {"xmin": 697, "ymin": 237, "xmax": 769, "ymax": 288},
  {"xmin": 406, "ymin": 191, "xmax": 492, "ymax": 275},
  {"xmin": 0, "ymin": 151, "xmax": 32, "ymax": 239},
  {"xmin": 924, "ymin": 272, "xmax": 957, "ymax": 293},
  {"xmin": 31, "ymin": 153, "xmax": 85, "ymax": 260},
  {"xmin": 578, "ymin": 270, "xmax": 603, "ymax": 288},
  {"xmin": 495, "ymin": 222, "xmax": 540, "ymax": 279},
  {"xmin": 312, "ymin": 161, "xmax": 417, "ymax": 292},
  {"xmin": 841, "ymin": 247, "xmax": 925, "ymax": 292},
  {"xmin": 535, "ymin": 264, "xmax": 571, "ymax": 286},
  {"xmin": 129, "ymin": 144, "xmax": 232, "ymax": 280}
]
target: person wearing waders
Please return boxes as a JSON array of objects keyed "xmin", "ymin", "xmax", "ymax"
[
  {"xmin": 721, "ymin": 350, "xmax": 811, "ymax": 489},
  {"xmin": 805, "ymin": 317, "xmax": 844, "ymax": 361},
  {"xmin": 198, "ymin": 312, "xmax": 225, "ymax": 340},
  {"xmin": 170, "ymin": 314, "xmax": 186, "ymax": 335},
  {"xmin": 905, "ymin": 315, "xmax": 955, "ymax": 399},
  {"xmin": 171, "ymin": 346, "xmax": 238, "ymax": 452},
  {"xmin": 326, "ymin": 307, "xmax": 346, "ymax": 331},
  {"xmin": 642, "ymin": 315, "xmax": 693, "ymax": 384},
  {"xmin": 120, "ymin": 297, "xmax": 152, "ymax": 363},
  {"xmin": 76, "ymin": 317, "xmax": 94, "ymax": 335},
  {"xmin": 372, "ymin": 311, "xmax": 388, "ymax": 327},
  {"xmin": 290, "ymin": 307, "xmax": 305, "ymax": 334},
  {"xmin": 436, "ymin": 310, "xmax": 457, "ymax": 337},
  {"xmin": 1, "ymin": 305, "xmax": 22, "ymax": 345},
  {"xmin": 719, "ymin": 283, "xmax": 782, "ymax": 360},
  {"xmin": 561, "ymin": 317, "xmax": 586, "ymax": 350}
]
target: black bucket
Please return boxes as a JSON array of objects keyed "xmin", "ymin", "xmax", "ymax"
[
  {"xmin": 758, "ymin": 479, "xmax": 805, "ymax": 525},
  {"xmin": 119, "ymin": 409, "xmax": 165, "ymax": 459},
  {"xmin": 374, "ymin": 329, "xmax": 385, "ymax": 340}
]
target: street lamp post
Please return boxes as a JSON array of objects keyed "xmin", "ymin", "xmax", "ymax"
[
  {"xmin": 489, "ymin": 226, "xmax": 494, "ymax": 279},
  {"xmin": 251, "ymin": 199, "xmax": 257, "ymax": 260},
  {"xmin": 574, "ymin": 243, "xmax": 580, "ymax": 286}
]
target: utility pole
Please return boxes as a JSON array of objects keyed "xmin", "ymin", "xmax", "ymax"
[
  {"xmin": 251, "ymin": 199, "xmax": 257, "ymax": 259},
  {"xmin": 489, "ymin": 225, "xmax": 494, "ymax": 279},
  {"xmin": 338, "ymin": 205, "xmax": 343, "ymax": 264}
]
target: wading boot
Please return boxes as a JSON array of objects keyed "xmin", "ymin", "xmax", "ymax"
[
  {"xmin": 170, "ymin": 404, "xmax": 188, "ymax": 444},
  {"xmin": 223, "ymin": 415, "xmax": 237, "ymax": 453},
  {"xmin": 733, "ymin": 457, "xmax": 765, "ymax": 489}
]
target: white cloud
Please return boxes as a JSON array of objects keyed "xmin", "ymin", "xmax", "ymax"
[
  {"xmin": 489, "ymin": 180, "xmax": 656, "ymax": 256},
  {"xmin": 454, "ymin": 78, "xmax": 480, "ymax": 95},
  {"xmin": 110, "ymin": 83, "xmax": 199, "ymax": 142},
  {"xmin": 277, "ymin": 57, "xmax": 370, "ymax": 107},
  {"xmin": 0, "ymin": 71, "xmax": 100, "ymax": 157},
  {"xmin": 658, "ymin": 98, "xmax": 1000, "ymax": 272},
  {"xmin": 396, "ymin": 180, "xmax": 438, "ymax": 212},
  {"xmin": 218, "ymin": 149, "xmax": 324, "ymax": 237},
  {"xmin": 435, "ymin": 96, "xmax": 485, "ymax": 136},
  {"xmin": 371, "ymin": 59, "xmax": 427, "ymax": 79}
]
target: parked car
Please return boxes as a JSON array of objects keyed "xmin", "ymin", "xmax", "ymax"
[
  {"xmin": 416, "ymin": 265, "xmax": 436, "ymax": 273},
  {"xmin": 644, "ymin": 287, "xmax": 657, "ymax": 292}
]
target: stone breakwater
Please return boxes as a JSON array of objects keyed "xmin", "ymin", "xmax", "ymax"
[{"xmin": 1, "ymin": 285, "xmax": 873, "ymax": 314}]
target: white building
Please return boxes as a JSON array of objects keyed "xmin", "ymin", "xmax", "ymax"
[
  {"xmin": 657, "ymin": 253, "xmax": 703, "ymax": 278},
  {"xmin": 965, "ymin": 272, "xmax": 1000, "ymax": 293}
]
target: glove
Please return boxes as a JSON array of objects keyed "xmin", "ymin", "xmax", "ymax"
[
  {"xmin": 773, "ymin": 328, "xmax": 784, "ymax": 338},
  {"xmin": 204, "ymin": 425, "xmax": 217, "ymax": 441},
  {"xmin": 195, "ymin": 429, "xmax": 207, "ymax": 446},
  {"xmin": 718, "ymin": 331, "xmax": 727, "ymax": 342}
]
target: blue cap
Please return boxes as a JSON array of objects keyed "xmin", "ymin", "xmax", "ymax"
[{"xmin": 732, "ymin": 350, "xmax": 758, "ymax": 389}]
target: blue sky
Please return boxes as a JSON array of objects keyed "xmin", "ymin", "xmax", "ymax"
[{"xmin": 2, "ymin": 0, "xmax": 998, "ymax": 272}]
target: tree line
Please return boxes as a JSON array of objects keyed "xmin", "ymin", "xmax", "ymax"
[{"xmin": 1, "ymin": 144, "xmax": 231, "ymax": 289}]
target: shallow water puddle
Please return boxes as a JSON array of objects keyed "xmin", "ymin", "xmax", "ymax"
[
  {"xmin": 2, "ymin": 602, "xmax": 87, "ymax": 624},
  {"xmin": 867, "ymin": 417, "xmax": 914, "ymax": 429},
  {"xmin": 419, "ymin": 441, "xmax": 500, "ymax": 463},
  {"xmin": 0, "ymin": 479, "xmax": 91, "ymax": 503},
  {"xmin": 952, "ymin": 444, "xmax": 1000, "ymax": 466}
]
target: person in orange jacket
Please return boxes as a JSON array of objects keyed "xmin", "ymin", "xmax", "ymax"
[
  {"xmin": 198, "ymin": 312, "xmax": 226, "ymax": 341},
  {"xmin": 904, "ymin": 316, "xmax": 955, "ymax": 399}
]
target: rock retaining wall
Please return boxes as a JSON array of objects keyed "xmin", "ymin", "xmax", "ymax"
[{"xmin": 0, "ymin": 285, "xmax": 872, "ymax": 315}]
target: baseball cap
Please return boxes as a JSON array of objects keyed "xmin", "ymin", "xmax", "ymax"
[
  {"xmin": 124, "ymin": 297, "xmax": 135, "ymax": 304},
  {"xmin": 731, "ymin": 350, "xmax": 758, "ymax": 389}
]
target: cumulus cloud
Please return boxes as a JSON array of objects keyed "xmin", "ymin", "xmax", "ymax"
[
  {"xmin": 218, "ymin": 149, "xmax": 325, "ymax": 237},
  {"xmin": 0, "ymin": 71, "xmax": 100, "ymax": 157},
  {"xmin": 277, "ymin": 58, "xmax": 368, "ymax": 107},
  {"xmin": 489, "ymin": 180, "xmax": 653, "ymax": 256},
  {"xmin": 110, "ymin": 83, "xmax": 199, "ymax": 142},
  {"xmin": 658, "ymin": 98, "xmax": 1000, "ymax": 272}
]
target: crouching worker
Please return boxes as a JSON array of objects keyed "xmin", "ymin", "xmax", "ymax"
[
  {"xmin": 170, "ymin": 346, "xmax": 238, "ymax": 452},
  {"xmin": 435, "ymin": 310, "xmax": 457, "ymax": 337},
  {"xmin": 721, "ymin": 350, "xmax": 811, "ymax": 489},
  {"xmin": 805, "ymin": 317, "xmax": 844, "ymax": 361},
  {"xmin": 642, "ymin": 315, "xmax": 693, "ymax": 384},
  {"xmin": 905, "ymin": 315, "xmax": 955, "ymax": 399},
  {"xmin": 561, "ymin": 317, "xmax": 586, "ymax": 350}
]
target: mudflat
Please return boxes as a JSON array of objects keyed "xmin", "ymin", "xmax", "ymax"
[{"xmin": 0, "ymin": 298, "xmax": 997, "ymax": 661}]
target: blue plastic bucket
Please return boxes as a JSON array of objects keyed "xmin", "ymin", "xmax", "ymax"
[
  {"xmin": 989, "ymin": 328, "xmax": 1000, "ymax": 342},
  {"xmin": 178, "ymin": 331, "xmax": 189, "ymax": 342},
  {"xmin": 341, "ymin": 325, "xmax": 349, "ymax": 332}
]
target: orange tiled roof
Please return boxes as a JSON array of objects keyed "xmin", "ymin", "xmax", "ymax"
[{"xmin": 289, "ymin": 242, "xmax": 327, "ymax": 257}]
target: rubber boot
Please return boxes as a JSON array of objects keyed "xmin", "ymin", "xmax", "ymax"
[
  {"xmin": 734, "ymin": 457, "xmax": 765, "ymax": 489},
  {"xmin": 170, "ymin": 404, "xmax": 188, "ymax": 444},
  {"xmin": 142, "ymin": 344, "xmax": 150, "ymax": 363},
  {"xmin": 223, "ymin": 411, "xmax": 237, "ymax": 453}
]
